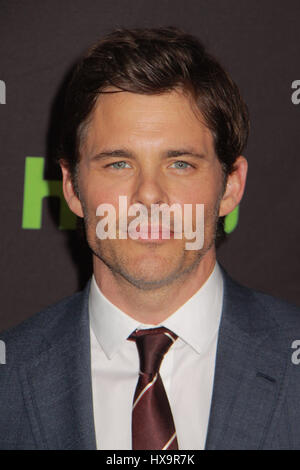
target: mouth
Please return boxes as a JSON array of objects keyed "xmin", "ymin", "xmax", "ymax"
[{"xmin": 127, "ymin": 225, "xmax": 175, "ymax": 242}]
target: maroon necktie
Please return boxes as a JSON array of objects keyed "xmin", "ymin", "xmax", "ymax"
[{"xmin": 128, "ymin": 327, "xmax": 178, "ymax": 450}]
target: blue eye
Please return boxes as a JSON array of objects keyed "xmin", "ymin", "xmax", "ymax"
[
  {"xmin": 109, "ymin": 161, "xmax": 131, "ymax": 169},
  {"xmin": 170, "ymin": 161, "xmax": 192, "ymax": 169}
]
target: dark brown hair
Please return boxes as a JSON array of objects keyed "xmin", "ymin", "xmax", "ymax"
[{"xmin": 58, "ymin": 26, "xmax": 249, "ymax": 242}]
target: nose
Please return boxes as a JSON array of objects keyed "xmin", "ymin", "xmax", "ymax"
[{"xmin": 132, "ymin": 169, "xmax": 168, "ymax": 209}]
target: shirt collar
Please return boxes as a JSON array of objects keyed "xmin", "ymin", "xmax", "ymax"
[{"xmin": 89, "ymin": 262, "xmax": 224, "ymax": 359}]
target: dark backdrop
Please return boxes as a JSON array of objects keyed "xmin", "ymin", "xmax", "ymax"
[{"xmin": 1, "ymin": 0, "xmax": 300, "ymax": 331}]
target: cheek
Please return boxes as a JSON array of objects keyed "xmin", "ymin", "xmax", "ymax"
[
  {"xmin": 170, "ymin": 183, "xmax": 220, "ymax": 208},
  {"xmin": 81, "ymin": 175, "xmax": 123, "ymax": 212}
]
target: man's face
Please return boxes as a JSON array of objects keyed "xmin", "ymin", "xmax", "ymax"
[{"xmin": 67, "ymin": 89, "xmax": 228, "ymax": 289}]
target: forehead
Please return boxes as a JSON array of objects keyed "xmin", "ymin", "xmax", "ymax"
[{"xmin": 82, "ymin": 88, "xmax": 215, "ymax": 155}]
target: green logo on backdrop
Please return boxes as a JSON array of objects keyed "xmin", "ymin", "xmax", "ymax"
[
  {"xmin": 22, "ymin": 157, "xmax": 239, "ymax": 233},
  {"xmin": 22, "ymin": 157, "xmax": 76, "ymax": 229}
]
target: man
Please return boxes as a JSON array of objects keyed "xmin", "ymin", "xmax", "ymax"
[{"xmin": 1, "ymin": 27, "xmax": 300, "ymax": 450}]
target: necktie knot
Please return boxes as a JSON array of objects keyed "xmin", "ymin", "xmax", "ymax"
[{"xmin": 128, "ymin": 327, "xmax": 177, "ymax": 376}]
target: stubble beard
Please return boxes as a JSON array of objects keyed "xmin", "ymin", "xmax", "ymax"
[{"xmin": 80, "ymin": 197, "xmax": 221, "ymax": 292}]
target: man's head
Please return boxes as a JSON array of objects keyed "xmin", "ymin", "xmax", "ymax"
[{"xmin": 59, "ymin": 27, "xmax": 248, "ymax": 290}]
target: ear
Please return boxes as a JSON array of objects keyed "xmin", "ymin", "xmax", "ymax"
[
  {"xmin": 219, "ymin": 156, "xmax": 248, "ymax": 217},
  {"xmin": 60, "ymin": 161, "xmax": 84, "ymax": 218}
]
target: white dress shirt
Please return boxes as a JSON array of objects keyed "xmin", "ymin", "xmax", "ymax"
[{"xmin": 89, "ymin": 262, "xmax": 224, "ymax": 450}]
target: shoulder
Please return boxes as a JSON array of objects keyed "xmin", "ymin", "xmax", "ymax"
[
  {"xmin": 251, "ymin": 288, "xmax": 300, "ymax": 325},
  {"xmin": 221, "ymin": 266, "xmax": 300, "ymax": 331},
  {"xmin": 0, "ymin": 280, "xmax": 91, "ymax": 365}
]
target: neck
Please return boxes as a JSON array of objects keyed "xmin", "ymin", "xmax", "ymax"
[{"xmin": 93, "ymin": 250, "xmax": 216, "ymax": 324}]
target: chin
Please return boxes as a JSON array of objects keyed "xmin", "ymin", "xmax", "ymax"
[
  {"xmin": 127, "ymin": 260, "xmax": 171, "ymax": 280},
  {"xmin": 120, "ymin": 272, "xmax": 179, "ymax": 290},
  {"xmin": 114, "ymin": 254, "xmax": 181, "ymax": 287}
]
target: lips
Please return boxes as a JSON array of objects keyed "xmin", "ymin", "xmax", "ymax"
[{"xmin": 128, "ymin": 225, "xmax": 174, "ymax": 239}]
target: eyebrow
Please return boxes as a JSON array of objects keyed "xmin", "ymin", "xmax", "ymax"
[{"xmin": 89, "ymin": 148, "xmax": 207, "ymax": 161}]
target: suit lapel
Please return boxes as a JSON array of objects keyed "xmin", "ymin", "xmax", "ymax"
[
  {"xmin": 205, "ymin": 270, "xmax": 290, "ymax": 449},
  {"xmin": 18, "ymin": 282, "xmax": 97, "ymax": 450}
]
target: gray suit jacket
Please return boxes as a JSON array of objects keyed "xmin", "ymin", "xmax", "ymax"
[{"xmin": 1, "ymin": 268, "xmax": 300, "ymax": 449}]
